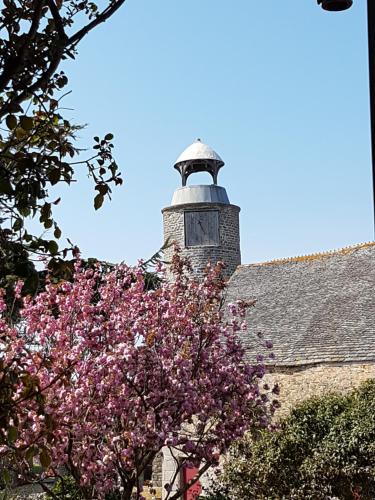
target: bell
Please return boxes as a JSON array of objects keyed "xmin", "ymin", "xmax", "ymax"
[{"xmin": 317, "ymin": 0, "xmax": 353, "ymax": 11}]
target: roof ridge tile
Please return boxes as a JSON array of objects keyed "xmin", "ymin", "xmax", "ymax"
[{"xmin": 238, "ymin": 241, "xmax": 375, "ymax": 268}]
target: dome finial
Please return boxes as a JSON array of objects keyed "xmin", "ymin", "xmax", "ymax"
[{"xmin": 174, "ymin": 140, "xmax": 224, "ymax": 187}]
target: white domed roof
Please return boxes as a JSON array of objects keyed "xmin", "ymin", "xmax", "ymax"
[{"xmin": 175, "ymin": 139, "xmax": 224, "ymax": 166}]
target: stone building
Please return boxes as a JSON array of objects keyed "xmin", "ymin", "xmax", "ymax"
[
  {"xmin": 226, "ymin": 241, "xmax": 375, "ymax": 415},
  {"xmin": 159, "ymin": 139, "xmax": 375, "ymax": 498}
]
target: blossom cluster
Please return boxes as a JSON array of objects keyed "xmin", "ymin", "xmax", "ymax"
[{"xmin": 0, "ymin": 255, "xmax": 276, "ymax": 498}]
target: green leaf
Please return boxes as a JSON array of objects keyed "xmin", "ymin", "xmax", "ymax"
[
  {"xmin": 40, "ymin": 202, "xmax": 52, "ymax": 220},
  {"xmin": 54, "ymin": 227, "xmax": 62, "ymax": 239},
  {"xmin": 48, "ymin": 168, "xmax": 61, "ymax": 185},
  {"xmin": 94, "ymin": 136, "xmax": 100, "ymax": 142},
  {"xmin": 19, "ymin": 206, "xmax": 31, "ymax": 217},
  {"xmin": 95, "ymin": 184, "xmax": 109, "ymax": 195},
  {"xmin": 39, "ymin": 449, "xmax": 51, "ymax": 469},
  {"xmin": 23, "ymin": 272, "xmax": 40, "ymax": 295},
  {"xmin": 44, "ymin": 219, "xmax": 53, "ymax": 229},
  {"xmin": 2, "ymin": 469, "xmax": 11, "ymax": 485},
  {"xmin": 28, "ymin": 239, "xmax": 44, "ymax": 250},
  {"xmin": 15, "ymin": 127, "xmax": 26, "ymax": 139},
  {"xmin": 25, "ymin": 446, "xmax": 36, "ymax": 465},
  {"xmin": 7, "ymin": 102, "xmax": 23, "ymax": 114},
  {"xmin": 0, "ymin": 178, "xmax": 13, "ymax": 195},
  {"xmin": 94, "ymin": 193, "xmax": 104, "ymax": 210},
  {"xmin": 48, "ymin": 241, "xmax": 59, "ymax": 255},
  {"xmin": 105, "ymin": 133, "xmax": 114, "ymax": 141},
  {"xmin": 7, "ymin": 426, "xmax": 18, "ymax": 443},
  {"xmin": 109, "ymin": 162, "xmax": 118, "ymax": 174},
  {"xmin": 13, "ymin": 218, "xmax": 23, "ymax": 231},
  {"xmin": 31, "ymin": 465, "xmax": 44, "ymax": 474},
  {"xmin": 19, "ymin": 115, "xmax": 34, "ymax": 131},
  {"xmin": 6, "ymin": 114, "xmax": 17, "ymax": 130}
]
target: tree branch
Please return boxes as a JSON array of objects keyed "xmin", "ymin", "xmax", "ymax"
[
  {"xmin": 47, "ymin": 0, "xmax": 66, "ymax": 39},
  {"xmin": 0, "ymin": 43, "xmax": 64, "ymax": 119},
  {"xmin": 68, "ymin": 0, "xmax": 127, "ymax": 47},
  {"xmin": 169, "ymin": 461, "xmax": 212, "ymax": 500},
  {"xmin": 0, "ymin": 0, "xmax": 46, "ymax": 92}
]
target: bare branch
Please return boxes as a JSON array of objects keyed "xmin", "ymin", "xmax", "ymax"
[
  {"xmin": 169, "ymin": 461, "xmax": 212, "ymax": 500},
  {"xmin": 68, "ymin": 0, "xmax": 127, "ymax": 47},
  {"xmin": 47, "ymin": 0, "xmax": 66, "ymax": 39}
]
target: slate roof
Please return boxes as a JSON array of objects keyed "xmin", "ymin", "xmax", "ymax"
[{"xmin": 226, "ymin": 242, "xmax": 375, "ymax": 367}]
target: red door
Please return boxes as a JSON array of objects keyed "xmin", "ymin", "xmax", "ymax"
[{"xmin": 183, "ymin": 466, "xmax": 202, "ymax": 500}]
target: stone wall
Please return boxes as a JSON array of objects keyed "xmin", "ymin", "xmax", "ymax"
[
  {"xmin": 152, "ymin": 452, "xmax": 163, "ymax": 487},
  {"xmin": 264, "ymin": 361, "xmax": 375, "ymax": 417},
  {"xmin": 160, "ymin": 447, "xmax": 179, "ymax": 500},
  {"xmin": 162, "ymin": 202, "xmax": 241, "ymax": 279}
]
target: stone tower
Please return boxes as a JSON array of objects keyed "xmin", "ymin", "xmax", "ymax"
[{"xmin": 162, "ymin": 139, "xmax": 241, "ymax": 278}]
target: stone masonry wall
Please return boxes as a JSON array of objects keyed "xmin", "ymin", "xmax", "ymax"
[
  {"xmin": 162, "ymin": 202, "xmax": 241, "ymax": 279},
  {"xmin": 264, "ymin": 361, "xmax": 375, "ymax": 417},
  {"xmin": 151, "ymin": 452, "xmax": 163, "ymax": 487}
]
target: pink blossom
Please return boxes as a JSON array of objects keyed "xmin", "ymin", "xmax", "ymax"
[{"xmin": 0, "ymin": 254, "xmax": 274, "ymax": 499}]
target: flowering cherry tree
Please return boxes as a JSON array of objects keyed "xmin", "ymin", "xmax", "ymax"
[{"xmin": 0, "ymin": 254, "xmax": 276, "ymax": 499}]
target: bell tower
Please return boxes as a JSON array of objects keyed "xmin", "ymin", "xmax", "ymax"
[{"xmin": 162, "ymin": 139, "xmax": 241, "ymax": 278}]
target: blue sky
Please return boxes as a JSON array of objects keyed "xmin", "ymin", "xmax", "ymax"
[{"xmin": 50, "ymin": 0, "xmax": 373, "ymax": 265}]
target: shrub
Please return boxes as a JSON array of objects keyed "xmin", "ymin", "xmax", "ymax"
[
  {"xmin": 47, "ymin": 475, "xmax": 84, "ymax": 499},
  {"xmin": 208, "ymin": 380, "xmax": 375, "ymax": 500}
]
